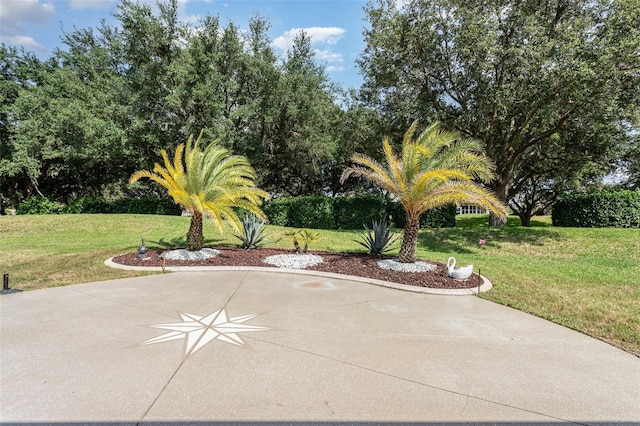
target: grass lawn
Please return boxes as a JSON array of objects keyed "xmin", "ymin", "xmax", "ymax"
[{"xmin": 1, "ymin": 213, "xmax": 638, "ymax": 357}]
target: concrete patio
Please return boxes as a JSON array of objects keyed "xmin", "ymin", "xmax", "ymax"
[{"xmin": 1, "ymin": 270, "xmax": 639, "ymax": 424}]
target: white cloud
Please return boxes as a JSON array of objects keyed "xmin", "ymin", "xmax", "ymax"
[
  {"xmin": 326, "ymin": 65, "xmax": 346, "ymax": 73},
  {"xmin": 68, "ymin": 0, "xmax": 114, "ymax": 10},
  {"xmin": 176, "ymin": 0, "xmax": 202, "ymax": 26},
  {"xmin": 0, "ymin": 0, "xmax": 55, "ymax": 35},
  {"xmin": 0, "ymin": 0, "xmax": 55, "ymax": 51},
  {"xmin": 0, "ymin": 35, "xmax": 45, "ymax": 51},
  {"xmin": 314, "ymin": 49, "xmax": 343, "ymax": 64},
  {"xmin": 272, "ymin": 26, "xmax": 346, "ymax": 51}
]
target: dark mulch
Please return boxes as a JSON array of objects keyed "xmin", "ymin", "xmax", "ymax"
[{"xmin": 112, "ymin": 247, "xmax": 482, "ymax": 290}]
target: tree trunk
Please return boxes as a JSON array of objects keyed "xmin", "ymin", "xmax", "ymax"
[
  {"xmin": 398, "ymin": 212, "xmax": 420, "ymax": 263},
  {"xmin": 489, "ymin": 179, "xmax": 509, "ymax": 227},
  {"xmin": 186, "ymin": 212, "xmax": 204, "ymax": 251},
  {"xmin": 489, "ymin": 213, "xmax": 507, "ymax": 227}
]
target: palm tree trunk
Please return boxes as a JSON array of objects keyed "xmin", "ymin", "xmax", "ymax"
[
  {"xmin": 398, "ymin": 213, "xmax": 420, "ymax": 263},
  {"xmin": 186, "ymin": 212, "xmax": 204, "ymax": 251},
  {"xmin": 489, "ymin": 213, "xmax": 507, "ymax": 227}
]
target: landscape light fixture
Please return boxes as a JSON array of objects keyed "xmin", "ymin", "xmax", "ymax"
[{"xmin": 138, "ymin": 237, "xmax": 147, "ymax": 259}]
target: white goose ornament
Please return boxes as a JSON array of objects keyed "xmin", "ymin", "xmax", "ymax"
[{"xmin": 447, "ymin": 257, "xmax": 473, "ymax": 280}]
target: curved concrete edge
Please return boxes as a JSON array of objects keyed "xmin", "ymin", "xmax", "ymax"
[{"xmin": 104, "ymin": 257, "xmax": 492, "ymax": 296}]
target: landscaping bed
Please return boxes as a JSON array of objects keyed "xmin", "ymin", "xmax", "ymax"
[{"xmin": 111, "ymin": 247, "xmax": 483, "ymax": 290}]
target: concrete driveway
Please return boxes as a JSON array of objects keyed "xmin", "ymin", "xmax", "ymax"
[{"xmin": 1, "ymin": 270, "xmax": 639, "ymax": 424}]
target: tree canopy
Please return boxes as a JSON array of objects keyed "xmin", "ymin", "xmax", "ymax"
[
  {"xmin": 359, "ymin": 0, "xmax": 640, "ymax": 225},
  {"xmin": 2, "ymin": 0, "xmax": 639, "ymax": 221},
  {"xmin": 0, "ymin": 0, "xmax": 355, "ymax": 209}
]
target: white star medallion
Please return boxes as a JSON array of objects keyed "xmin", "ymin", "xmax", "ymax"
[{"xmin": 142, "ymin": 307, "xmax": 269, "ymax": 356}]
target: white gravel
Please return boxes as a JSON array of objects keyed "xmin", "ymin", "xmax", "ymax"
[
  {"xmin": 377, "ymin": 259, "xmax": 436, "ymax": 273},
  {"xmin": 160, "ymin": 248, "xmax": 220, "ymax": 261},
  {"xmin": 263, "ymin": 254, "xmax": 323, "ymax": 269}
]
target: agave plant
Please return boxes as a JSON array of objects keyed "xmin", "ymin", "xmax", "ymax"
[
  {"xmin": 353, "ymin": 219, "xmax": 398, "ymax": 257},
  {"xmin": 235, "ymin": 214, "xmax": 271, "ymax": 250}
]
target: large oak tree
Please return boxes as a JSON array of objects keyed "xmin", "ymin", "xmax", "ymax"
[{"xmin": 359, "ymin": 0, "xmax": 640, "ymax": 225}]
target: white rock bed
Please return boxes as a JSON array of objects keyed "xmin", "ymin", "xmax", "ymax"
[
  {"xmin": 155, "ymin": 249, "xmax": 436, "ymax": 275},
  {"xmin": 160, "ymin": 248, "xmax": 220, "ymax": 261},
  {"xmin": 263, "ymin": 254, "xmax": 323, "ymax": 269},
  {"xmin": 377, "ymin": 259, "xmax": 436, "ymax": 273}
]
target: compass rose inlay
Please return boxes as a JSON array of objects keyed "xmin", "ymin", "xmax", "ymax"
[{"xmin": 142, "ymin": 307, "xmax": 269, "ymax": 356}]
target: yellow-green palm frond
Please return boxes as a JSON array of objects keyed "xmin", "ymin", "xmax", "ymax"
[
  {"xmin": 342, "ymin": 153, "xmax": 400, "ymax": 193},
  {"xmin": 129, "ymin": 131, "xmax": 269, "ymax": 232},
  {"xmin": 402, "ymin": 120, "xmax": 420, "ymax": 146},
  {"xmin": 430, "ymin": 137, "xmax": 495, "ymax": 183},
  {"xmin": 172, "ymin": 143, "xmax": 186, "ymax": 176},
  {"xmin": 129, "ymin": 169, "xmax": 165, "ymax": 186},
  {"xmin": 152, "ymin": 162, "xmax": 177, "ymax": 185},
  {"xmin": 159, "ymin": 149, "xmax": 175, "ymax": 177},
  {"xmin": 343, "ymin": 119, "xmax": 505, "ymax": 221},
  {"xmin": 342, "ymin": 164, "xmax": 400, "ymax": 195},
  {"xmin": 383, "ymin": 138, "xmax": 410, "ymax": 194},
  {"xmin": 423, "ymin": 181, "xmax": 508, "ymax": 218},
  {"xmin": 410, "ymin": 169, "xmax": 471, "ymax": 198}
]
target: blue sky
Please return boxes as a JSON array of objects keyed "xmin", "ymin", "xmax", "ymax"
[{"xmin": 0, "ymin": 0, "xmax": 372, "ymax": 89}]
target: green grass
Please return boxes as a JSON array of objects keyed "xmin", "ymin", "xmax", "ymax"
[{"xmin": 1, "ymin": 213, "xmax": 638, "ymax": 357}]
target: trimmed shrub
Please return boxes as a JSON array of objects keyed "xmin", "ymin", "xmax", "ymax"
[
  {"xmin": 288, "ymin": 195, "xmax": 335, "ymax": 229},
  {"xmin": 265, "ymin": 195, "xmax": 390, "ymax": 229},
  {"xmin": 387, "ymin": 202, "xmax": 457, "ymax": 228},
  {"xmin": 333, "ymin": 194, "xmax": 388, "ymax": 229},
  {"xmin": 64, "ymin": 196, "xmax": 110, "ymax": 214},
  {"xmin": 263, "ymin": 198, "xmax": 294, "ymax": 226},
  {"xmin": 20, "ymin": 196, "xmax": 181, "ymax": 215},
  {"xmin": 420, "ymin": 204, "xmax": 458, "ymax": 228},
  {"xmin": 263, "ymin": 195, "xmax": 457, "ymax": 230},
  {"xmin": 552, "ymin": 190, "xmax": 640, "ymax": 228},
  {"xmin": 110, "ymin": 197, "xmax": 181, "ymax": 215},
  {"xmin": 16, "ymin": 196, "xmax": 64, "ymax": 215}
]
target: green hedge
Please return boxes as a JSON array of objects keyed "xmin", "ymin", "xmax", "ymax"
[
  {"xmin": 64, "ymin": 196, "xmax": 110, "ymax": 213},
  {"xmin": 387, "ymin": 202, "xmax": 457, "ymax": 229},
  {"xmin": 333, "ymin": 194, "xmax": 388, "ymax": 229},
  {"xmin": 108, "ymin": 197, "xmax": 181, "ymax": 215},
  {"xmin": 288, "ymin": 195, "xmax": 335, "ymax": 229},
  {"xmin": 16, "ymin": 196, "xmax": 65, "ymax": 215},
  {"xmin": 263, "ymin": 195, "xmax": 456, "ymax": 229},
  {"xmin": 261, "ymin": 198, "xmax": 292, "ymax": 226},
  {"xmin": 17, "ymin": 196, "xmax": 181, "ymax": 216},
  {"xmin": 552, "ymin": 190, "xmax": 640, "ymax": 228}
]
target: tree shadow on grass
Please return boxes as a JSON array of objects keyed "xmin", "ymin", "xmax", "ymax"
[
  {"xmin": 418, "ymin": 217, "xmax": 563, "ymax": 254},
  {"xmin": 146, "ymin": 236, "xmax": 226, "ymax": 250}
]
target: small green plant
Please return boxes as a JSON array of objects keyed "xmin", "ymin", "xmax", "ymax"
[
  {"xmin": 234, "ymin": 214, "xmax": 272, "ymax": 249},
  {"xmin": 287, "ymin": 228, "xmax": 320, "ymax": 253},
  {"xmin": 353, "ymin": 219, "xmax": 398, "ymax": 257}
]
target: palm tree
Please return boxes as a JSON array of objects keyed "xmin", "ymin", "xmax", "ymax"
[
  {"xmin": 341, "ymin": 121, "xmax": 507, "ymax": 263},
  {"xmin": 130, "ymin": 131, "xmax": 269, "ymax": 251}
]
